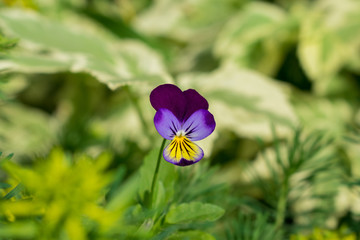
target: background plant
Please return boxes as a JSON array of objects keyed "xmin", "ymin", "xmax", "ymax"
[{"xmin": 0, "ymin": 0, "xmax": 360, "ymax": 239}]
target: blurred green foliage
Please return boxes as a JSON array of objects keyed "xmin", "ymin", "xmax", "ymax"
[
  {"xmin": 290, "ymin": 227, "xmax": 356, "ymax": 240},
  {"xmin": 0, "ymin": 0, "xmax": 360, "ymax": 239}
]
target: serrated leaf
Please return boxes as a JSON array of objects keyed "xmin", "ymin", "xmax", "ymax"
[{"xmin": 165, "ymin": 202, "xmax": 225, "ymax": 224}]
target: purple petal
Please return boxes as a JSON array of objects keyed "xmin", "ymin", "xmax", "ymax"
[
  {"xmin": 163, "ymin": 137, "xmax": 204, "ymax": 166},
  {"xmin": 150, "ymin": 84, "xmax": 186, "ymax": 121},
  {"xmin": 182, "ymin": 109, "xmax": 215, "ymax": 141},
  {"xmin": 154, "ymin": 108, "xmax": 181, "ymax": 140},
  {"xmin": 183, "ymin": 89, "xmax": 209, "ymax": 120}
]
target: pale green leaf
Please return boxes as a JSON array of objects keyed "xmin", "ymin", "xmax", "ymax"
[
  {"xmin": 298, "ymin": 0, "xmax": 360, "ymax": 93},
  {"xmin": 165, "ymin": 201, "xmax": 225, "ymax": 224},
  {"xmin": 214, "ymin": 2, "xmax": 295, "ymax": 75},
  {"xmin": 179, "ymin": 63, "xmax": 298, "ymax": 140},
  {"xmin": 0, "ymin": 9, "xmax": 171, "ymax": 90},
  {"xmin": 0, "ymin": 103, "xmax": 58, "ymax": 158},
  {"xmin": 293, "ymin": 95, "xmax": 353, "ymax": 138},
  {"xmin": 0, "ymin": 10, "xmax": 111, "ymax": 59},
  {"xmin": 0, "ymin": 53, "xmax": 73, "ymax": 73},
  {"xmin": 134, "ymin": 0, "xmax": 238, "ymax": 41}
]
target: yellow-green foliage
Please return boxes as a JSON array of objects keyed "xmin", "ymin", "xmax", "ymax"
[
  {"xmin": 1, "ymin": 0, "xmax": 37, "ymax": 9},
  {"xmin": 1, "ymin": 148, "xmax": 117, "ymax": 240},
  {"xmin": 291, "ymin": 228, "xmax": 356, "ymax": 240}
]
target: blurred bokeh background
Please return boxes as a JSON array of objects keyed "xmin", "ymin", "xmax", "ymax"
[{"xmin": 0, "ymin": 0, "xmax": 360, "ymax": 239}]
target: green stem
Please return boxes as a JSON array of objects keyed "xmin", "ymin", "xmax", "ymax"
[
  {"xmin": 150, "ymin": 139, "xmax": 166, "ymax": 205},
  {"xmin": 275, "ymin": 177, "xmax": 289, "ymax": 229}
]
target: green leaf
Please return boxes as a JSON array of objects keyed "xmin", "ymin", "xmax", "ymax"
[
  {"xmin": 0, "ymin": 221, "xmax": 37, "ymax": 238},
  {"xmin": 106, "ymin": 174, "xmax": 139, "ymax": 212},
  {"xmin": 0, "ymin": 182, "xmax": 11, "ymax": 189},
  {"xmin": 153, "ymin": 180, "xmax": 166, "ymax": 209},
  {"xmin": 0, "ymin": 34, "xmax": 17, "ymax": 52},
  {"xmin": 226, "ymin": 212, "xmax": 282, "ymax": 240},
  {"xmin": 0, "ymin": 153, "xmax": 13, "ymax": 166},
  {"xmin": 0, "ymin": 53, "xmax": 73, "ymax": 73},
  {"xmin": 2, "ymin": 183, "xmax": 24, "ymax": 200},
  {"xmin": 165, "ymin": 201, "xmax": 225, "ymax": 224},
  {"xmin": 0, "ymin": 103, "xmax": 58, "ymax": 158},
  {"xmin": 134, "ymin": 0, "xmax": 239, "ymax": 41},
  {"xmin": 0, "ymin": 9, "xmax": 171, "ymax": 90},
  {"xmin": 293, "ymin": 94, "xmax": 353, "ymax": 139},
  {"xmin": 179, "ymin": 63, "xmax": 298, "ymax": 140},
  {"xmin": 0, "ymin": 10, "xmax": 111, "ymax": 59},
  {"xmin": 167, "ymin": 230, "xmax": 216, "ymax": 240},
  {"xmin": 298, "ymin": 0, "xmax": 360, "ymax": 93},
  {"xmin": 138, "ymin": 148, "xmax": 177, "ymax": 201},
  {"xmin": 214, "ymin": 2, "xmax": 295, "ymax": 75}
]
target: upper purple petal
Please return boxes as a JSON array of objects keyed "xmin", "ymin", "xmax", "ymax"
[
  {"xmin": 183, "ymin": 89, "xmax": 209, "ymax": 120},
  {"xmin": 182, "ymin": 109, "xmax": 216, "ymax": 141},
  {"xmin": 150, "ymin": 84, "xmax": 186, "ymax": 121},
  {"xmin": 154, "ymin": 108, "xmax": 182, "ymax": 140}
]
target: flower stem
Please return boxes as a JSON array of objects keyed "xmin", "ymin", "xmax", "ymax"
[{"xmin": 150, "ymin": 138, "xmax": 166, "ymax": 205}]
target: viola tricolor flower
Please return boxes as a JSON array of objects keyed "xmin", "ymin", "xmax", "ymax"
[{"xmin": 150, "ymin": 84, "xmax": 215, "ymax": 166}]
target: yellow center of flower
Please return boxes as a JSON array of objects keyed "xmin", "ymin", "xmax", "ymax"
[{"xmin": 166, "ymin": 134, "xmax": 199, "ymax": 162}]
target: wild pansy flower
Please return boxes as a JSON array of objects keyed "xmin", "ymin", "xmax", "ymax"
[{"xmin": 150, "ymin": 84, "xmax": 215, "ymax": 166}]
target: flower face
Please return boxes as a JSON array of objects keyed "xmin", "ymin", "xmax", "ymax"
[{"xmin": 150, "ymin": 84, "xmax": 216, "ymax": 166}]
